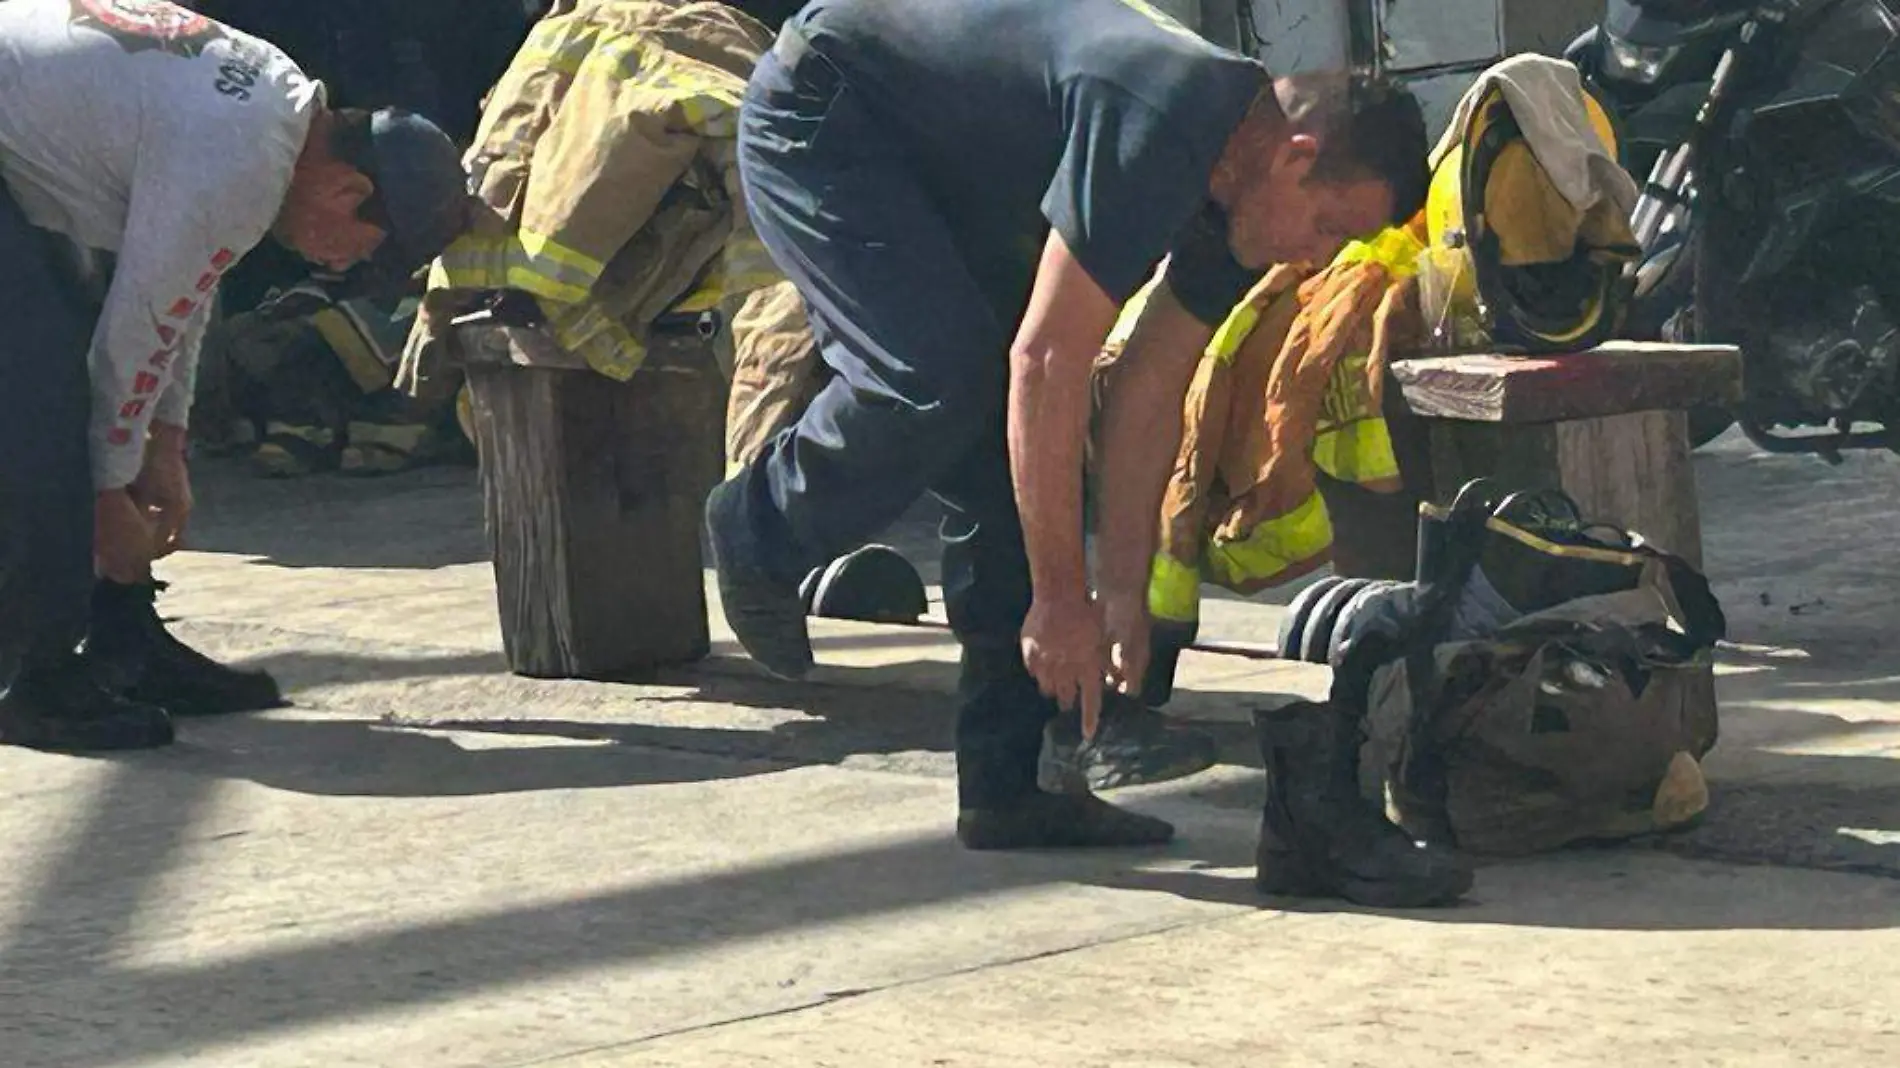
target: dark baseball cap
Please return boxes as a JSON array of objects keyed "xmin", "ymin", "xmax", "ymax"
[{"xmin": 360, "ymin": 108, "xmax": 472, "ymax": 279}]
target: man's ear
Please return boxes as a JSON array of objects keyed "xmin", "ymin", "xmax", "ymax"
[
  {"xmin": 324, "ymin": 170, "xmax": 376, "ymax": 214},
  {"xmin": 1272, "ymin": 132, "xmax": 1320, "ymax": 184}
]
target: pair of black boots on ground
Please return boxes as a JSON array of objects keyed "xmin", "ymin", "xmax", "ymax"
[
  {"xmin": 0, "ymin": 580, "xmax": 285, "ymax": 753},
  {"xmin": 708, "ymin": 482, "xmax": 1471, "ymax": 909}
]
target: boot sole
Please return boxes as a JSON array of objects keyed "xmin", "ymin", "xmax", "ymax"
[
  {"xmin": 1257, "ymin": 849, "xmax": 1473, "ymax": 909},
  {"xmin": 705, "ymin": 483, "xmax": 814, "ymax": 680}
]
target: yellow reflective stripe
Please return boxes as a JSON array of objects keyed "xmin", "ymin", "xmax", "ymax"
[
  {"xmin": 309, "ymin": 307, "xmax": 393, "ymax": 395},
  {"xmin": 508, "ymin": 41, "xmax": 591, "ymax": 78},
  {"xmin": 589, "ymin": 34, "xmax": 743, "ymax": 137},
  {"xmin": 1105, "ymin": 275, "xmax": 1160, "ymax": 354},
  {"xmin": 518, "ymin": 229, "xmax": 606, "ymax": 278},
  {"xmin": 1205, "ymin": 492, "xmax": 1334, "ymax": 590},
  {"xmin": 264, "ymin": 421, "xmax": 335, "ymax": 447},
  {"xmin": 1334, "ymin": 225, "xmax": 1426, "ymax": 276},
  {"xmin": 1206, "ymin": 299, "xmax": 1261, "ymax": 368},
  {"xmin": 719, "ymin": 232, "xmax": 782, "ymax": 292},
  {"xmin": 437, "ymin": 233, "xmax": 597, "ymax": 305},
  {"xmin": 672, "ymin": 284, "xmax": 723, "ymax": 314},
  {"xmin": 1320, "ymin": 350, "xmax": 1375, "ymax": 425},
  {"xmin": 1311, "ymin": 420, "xmax": 1401, "ymax": 485},
  {"xmin": 346, "ymin": 421, "xmax": 430, "ymax": 453},
  {"xmin": 1106, "ymin": 270, "xmax": 1263, "ymax": 366},
  {"xmin": 543, "ymin": 299, "xmax": 646, "ymax": 381},
  {"xmin": 503, "ymin": 267, "xmax": 590, "ymax": 305},
  {"xmin": 1148, "ymin": 552, "xmax": 1203, "ymax": 624},
  {"xmin": 490, "ymin": 15, "xmax": 603, "ymax": 87}
]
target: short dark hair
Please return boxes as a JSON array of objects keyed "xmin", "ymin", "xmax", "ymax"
[{"xmin": 1275, "ymin": 71, "xmax": 1430, "ymax": 224}]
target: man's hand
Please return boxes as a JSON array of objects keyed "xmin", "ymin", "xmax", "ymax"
[
  {"xmin": 1101, "ymin": 592, "xmax": 1152, "ymax": 701},
  {"xmin": 131, "ymin": 421, "xmax": 193, "ymax": 558},
  {"xmin": 95, "ymin": 488, "xmax": 157, "ymax": 584},
  {"xmin": 1022, "ymin": 594, "xmax": 1107, "ymax": 739}
]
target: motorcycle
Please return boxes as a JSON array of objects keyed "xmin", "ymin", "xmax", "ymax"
[{"xmin": 1567, "ymin": 0, "xmax": 1900, "ymax": 459}]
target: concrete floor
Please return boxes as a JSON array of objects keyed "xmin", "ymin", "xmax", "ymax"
[{"xmin": 2, "ymin": 431, "xmax": 1896, "ymax": 1067}]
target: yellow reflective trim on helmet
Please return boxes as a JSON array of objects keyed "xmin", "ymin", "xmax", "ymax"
[
  {"xmin": 1205, "ymin": 492, "xmax": 1334, "ymax": 590},
  {"xmin": 1147, "ymin": 552, "xmax": 1203, "ymax": 624}
]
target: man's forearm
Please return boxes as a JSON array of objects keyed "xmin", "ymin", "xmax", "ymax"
[
  {"xmin": 1094, "ymin": 282, "xmax": 1215, "ymax": 602},
  {"xmin": 1009, "ymin": 344, "xmax": 1093, "ymax": 606},
  {"xmin": 148, "ymin": 421, "xmax": 188, "ymax": 456}
]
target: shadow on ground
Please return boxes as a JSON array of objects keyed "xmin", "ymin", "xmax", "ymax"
[
  {"xmin": 195, "ymin": 646, "xmax": 1269, "ymax": 799},
  {"xmin": 185, "ymin": 458, "xmax": 488, "ymax": 569},
  {"xmin": 6, "ymin": 641, "xmax": 1899, "ymax": 1066},
  {"xmin": 204, "ymin": 630, "xmax": 1899, "ymax": 879},
  {"xmin": 6, "ymin": 435, "xmax": 1889, "ymax": 1066}
]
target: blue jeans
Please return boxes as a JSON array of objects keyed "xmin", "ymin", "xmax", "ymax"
[{"xmin": 729, "ymin": 25, "xmax": 1059, "ymax": 807}]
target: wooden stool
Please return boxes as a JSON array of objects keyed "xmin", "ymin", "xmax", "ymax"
[
  {"xmin": 459, "ymin": 324, "xmax": 725, "ymax": 680},
  {"xmin": 1390, "ymin": 341, "xmax": 1743, "ymax": 753}
]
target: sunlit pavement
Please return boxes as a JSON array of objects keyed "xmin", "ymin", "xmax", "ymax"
[{"xmin": 2, "ymin": 435, "xmax": 1896, "ymax": 1067}]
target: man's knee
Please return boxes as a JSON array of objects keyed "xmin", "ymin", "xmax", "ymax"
[{"xmin": 809, "ymin": 362, "xmax": 1001, "ymax": 479}]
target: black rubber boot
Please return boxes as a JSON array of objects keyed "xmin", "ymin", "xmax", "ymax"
[
  {"xmin": 85, "ymin": 580, "xmax": 285, "ymax": 716},
  {"xmin": 1139, "ymin": 618, "xmax": 1197, "ymax": 708},
  {"xmin": 1254, "ymin": 701, "xmax": 1472, "ymax": 908},
  {"xmin": 954, "ymin": 641, "xmax": 1176, "ymax": 851},
  {"xmin": 0, "ymin": 653, "xmax": 174, "ymax": 752}
]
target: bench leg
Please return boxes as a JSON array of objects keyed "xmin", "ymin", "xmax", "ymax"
[{"xmin": 464, "ymin": 352, "xmax": 725, "ymax": 680}]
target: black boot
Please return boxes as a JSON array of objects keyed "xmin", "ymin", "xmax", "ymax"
[
  {"xmin": 1039, "ymin": 690, "xmax": 1220, "ymax": 794},
  {"xmin": 1254, "ymin": 701, "xmax": 1472, "ymax": 908},
  {"xmin": 1139, "ymin": 617, "xmax": 1197, "ymax": 708},
  {"xmin": 955, "ymin": 640, "xmax": 1175, "ymax": 851},
  {"xmin": 85, "ymin": 580, "xmax": 285, "ymax": 716},
  {"xmin": 0, "ymin": 653, "xmax": 174, "ymax": 752}
]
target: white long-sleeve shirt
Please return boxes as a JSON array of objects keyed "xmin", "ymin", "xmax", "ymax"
[{"xmin": 0, "ymin": 0, "xmax": 319, "ymax": 489}]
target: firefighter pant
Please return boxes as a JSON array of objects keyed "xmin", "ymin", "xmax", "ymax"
[
  {"xmin": 728, "ymin": 27, "xmax": 1057, "ymax": 809},
  {"xmin": 0, "ymin": 183, "xmax": 97, "ymax": 675}
]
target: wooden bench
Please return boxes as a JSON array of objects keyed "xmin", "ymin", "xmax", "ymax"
[
  {"xmin": 457, "ymin": 322, "xmax": 725, "ymax": 680},
  {"xmin": 1387, "ymin": 341, "xmax": 1743, "ymax": 753}
]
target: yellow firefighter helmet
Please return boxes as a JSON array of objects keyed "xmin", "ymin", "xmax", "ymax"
[{"xmin": 1421, "ymin": 78, "xmax": 1634, "ymax": 353}]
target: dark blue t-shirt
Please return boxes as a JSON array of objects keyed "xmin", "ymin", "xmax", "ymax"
[{"xmin": 792, "ymin": 0, "xmax": 1267, "ymax": 312}]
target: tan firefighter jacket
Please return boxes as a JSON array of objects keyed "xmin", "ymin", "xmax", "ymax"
[
  {"xmin": 1113, "ymin": 225, "xmax": 1426, "ymax": 627},
  {"xmin": 408, "ymin": 0, "xmax": 791, "ymax": 381}
]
